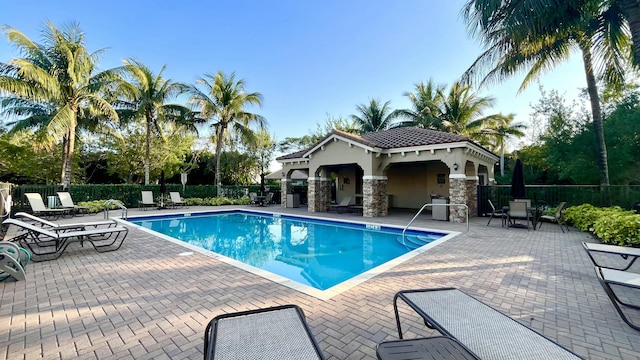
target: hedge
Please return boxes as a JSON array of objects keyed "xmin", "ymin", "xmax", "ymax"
[{"xmin": 564, "ymin": 204, "xmax": 640, "ymax": 247}]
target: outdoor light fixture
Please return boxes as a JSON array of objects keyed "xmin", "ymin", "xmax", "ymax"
[{"xmin": 453, "ymin": 163, "xmax": 459, "ymax": 171}]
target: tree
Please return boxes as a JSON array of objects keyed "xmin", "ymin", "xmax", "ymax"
[
  {"xmin": 462, "ymin": 0, "xmax": 632, "ymax": 185},
  {"xmin": 350, "ymin": 98, "xmax": 399, "ymax": 133},
  {"xmin": 395, "ymin": 80, "xmax": 446, "ymax": 130},
  {"xmin": 278, "ymin": 114, "xmax": 358, "ymax": 153},
  {"xmin": 115, "ymin": 59, "xmax": 194, "ymax": 185},
  {"xmin": 479, "ymin": 113, "xmax": 527, "ymax": 176},
  {"xmin": 185, "ymin": 71, "xmax": 265, "ymax": 194},
  {"xmin": 397, "ymin": 81, "xmax": 500, "ymax": 141},
  {"xmin": 0, "ymin": 22, "xmax": 119, "ymax": 188}
]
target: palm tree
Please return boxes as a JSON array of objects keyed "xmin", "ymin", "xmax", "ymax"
[
  {"xmin": 439, "ymin": 82, "xmax": 497, "ymax": 138},
  {"xmin": 480, "ymin": 113, "xmax": 527, "ymax": 176},
  {"xmin": 185, "ymin": 71, "xmax": 265, "ymax": 195},
  {"xmin": 463, "ymin": 0, "xmax": 632, "ymax": 185},
  {"xmin": 350, "ymin": 98, "xmax": 399, "ymax": 133},
  {"xmin": 0, "ymin": 22, "xmax": 119, "ymax": 188},
  {"xmin": 395, "ymin": 80, "xmax": 445, "ymax": 130},
  {"xmin": 115, "ymin": 59, "xmax": 194, "ymax": 185}
]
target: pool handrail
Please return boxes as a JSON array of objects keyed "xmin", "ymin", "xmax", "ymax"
[
  {"xmin": 402, "ymin": 203, "xmax": 469, "ymax": 241},
  {"xmin": 104, "ymin": 199, "xmax": 127, "ymax": 220}
]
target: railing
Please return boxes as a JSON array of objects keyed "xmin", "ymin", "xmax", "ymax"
[
  {"xmin": 104, "ymin": 199, "xmax": 127, "ymax": 220},
  {"xmin": 402, "ymin": 203, "xmax": 469, "ymax": 241}
]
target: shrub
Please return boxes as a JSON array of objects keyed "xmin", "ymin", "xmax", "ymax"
[
  {"xmin": 77, "ymin": 200, "xmax": 122, "ymax": 213},
  {"xmin": 565, "ymin": 204, "xmax": 640, "ymax": 247}
]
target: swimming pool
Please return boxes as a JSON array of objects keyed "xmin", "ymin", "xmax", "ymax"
[{"xmin": 126, "ymin": 210, "xmax": 458, "ymax": 299}]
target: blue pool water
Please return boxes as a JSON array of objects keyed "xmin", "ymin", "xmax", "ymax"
[{"xmin": 128, "ymin": 211, "xmax": 447, "ymax": 291}]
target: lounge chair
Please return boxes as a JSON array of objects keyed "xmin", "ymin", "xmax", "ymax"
[
  {"xmin": 4, "ymin": 218, "xmax": 128, "ymax": 261},
  {"xmin": 583, "ymin": 241, "xmax": 640, "ymax": 271},
  {"xmin": 330, "ymin": 197, "xmax": 352, "ymax": 213},
  {"xmin": 507, "ymin": 200, "xmax": 531, "ymax": 230},
  {"xmin": 14, "ymin": 212, "xmax": 117, "ymax": 232},
  {"xmin": 539, "ymin": 202, "xmax": 569, "ymax": 232},
  {"xmin": 0, "ymin": 241, "xmax": 29, "ymax": 281},
  {"xmin": 391, "ymin": 288, "xmax": 582, "ymax": 359},
  {"xmin": 140, "ymin": 191, "xmax": 157, "ymax": 210},
  {"xmin": 169, "ymin": 191, "xmax": 188, "ymax": 208},
  {"xmin": 486, "ymin": 199, "xmax": 506, "ymax": 227},
  {"xmin": 24, "ymin": 193, "xmax": 71, "ymax": 219},
  {"xmin": 376, "ymin": 336, "xmax": 478, "ymax": 360},
  {"xmin": 595, "ymin": 266, "xmax": 640, "ymax": 330},
  {"xmin": 57, "ymin": 192, "xmax": 91, "ymax": 216},
  {"xmin": 204, "ymin": 304, "xmax": 325, "ymax": 360}
]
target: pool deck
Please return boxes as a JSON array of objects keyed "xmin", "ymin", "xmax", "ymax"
[{"xmin": 1, "ymin": 205, "xmax": 639, "ymax": 359}]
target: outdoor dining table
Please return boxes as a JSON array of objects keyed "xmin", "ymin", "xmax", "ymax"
[{"xmin": 502, "ymin": 205, "xmax": 543, "ymax": 230}]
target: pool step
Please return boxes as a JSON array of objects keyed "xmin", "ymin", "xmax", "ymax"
[{"xmin": 397, "ymin": 235, "xmax": 434, "ymax": 249}]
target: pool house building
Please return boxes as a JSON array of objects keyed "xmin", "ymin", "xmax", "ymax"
[{"xmin": 276, "ymin": 127, "xmax": 499, "ymax": 222}]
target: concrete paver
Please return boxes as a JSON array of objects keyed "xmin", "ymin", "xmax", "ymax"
[{"xmin": 1, "ymin": 205, "xmax": 639, "ymax": 359}]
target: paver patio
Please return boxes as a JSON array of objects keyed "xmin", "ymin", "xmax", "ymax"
[{"xmin": 1, "ymin": 205, "xmax": 639, "ymax": 359}]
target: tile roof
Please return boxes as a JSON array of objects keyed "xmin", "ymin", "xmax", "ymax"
[{"xmin": 277, "ymin": 127, "xmax": 481, "ymax": 160}]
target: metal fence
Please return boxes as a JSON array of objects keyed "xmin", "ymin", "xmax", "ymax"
[
  {"xmin": 477, "ymin": 185, "xmax": 640, "ymax": 216},
  {"xmin": 9, "ymin": 184, "xmax": 279, "ymax": 213}
]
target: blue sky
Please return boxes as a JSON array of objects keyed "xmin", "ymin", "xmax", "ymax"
[{"xmin": 1, "ymin": 0, "xmax": 586, "ymax": 153}]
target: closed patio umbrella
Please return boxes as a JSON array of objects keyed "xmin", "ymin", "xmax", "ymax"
[{"xmin": 510, "ymin": 159, "xmax": 526, "ymax": 199}]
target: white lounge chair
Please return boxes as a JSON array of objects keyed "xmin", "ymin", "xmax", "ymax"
[
  {"xmin": 14, "ymin": 212, "xmax": 117, "ymax": 232},
  {"xmin": 140, "ymin": 191, "xmax": 157, "ymax": 210},
  {"xmin": 204, "ymin": 305, "xmax": 325, "ymax": 360},
  {"xmin": 595, "ymin": 267, "xmax": 640, "ymax": 331},
  {"xmin": 24, "ymin": 193, "xmax": 71, "ymax": 219},
  {"xmin": 169, "ymin": 191, "xmax": 188, "ymax": 208},
  {"xmin": 391, "ymin": 288, "xmax": 582, "ymax": 359},
  {"xmin": 583, "ymin": 241, "xmax": 640, "ymax": 271},
  {"xmin": 4, "ymin": 218, "xmax": 128, "ymax": 261},
  {"xmin": 57, "ymin": 192, "xmax": 91, "ymax": 216}
]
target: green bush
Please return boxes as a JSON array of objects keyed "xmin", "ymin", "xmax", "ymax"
[
  {"xmin": 77, "ymin": 200, "xmax": 123, "ymax": 213},
  {"xmin": 563, "ymin": 204, "xmax": 605, "ymax": 232},
  {"xmin": 565, "ymin": 204, "xmax": 640, "ymax": 247}
]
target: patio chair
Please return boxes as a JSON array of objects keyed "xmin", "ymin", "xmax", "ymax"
[
  {"xmin": 3, "ymin": 218, "xmax": 128, "ymax": 261},
  {"xmin": 330, "ymin": 197, "xmax": 352, "ymax": 213},
  {"xmin": 140, "ymin": 191, "xmax": 157, "ymax": 210},
  {"xmin": 57, "ymin": 192, "xmax": 91, "ymax": 216},
  {"xmin": 262, "ymin": 192, "xmax": 273, "ymax": 206},
  {"xmin": 24, "ymin": 193, "xmax": 71, "ymax": 219},
  {"xmin": 14, "ymin": 212, "xmax": 117, "ymax": 232},
  {"xmin": 169, "ymin": 191, "xmax": 188, "ymax": 208},
  {"xmin": 539, "ymin": 202, "xmax": 569, "ymax": 232},
  {"xmin": 486, "ymin": 199, "xmax": 506, "ymax": 227},
  {"xmin": 391, "ymin": 288, "xmax": 583, "ymax": 359},
  {"xmin": 248, "ymin": 192, "xmax": 260, "ymax": 206},
  {"xmin": 203, "ymin": 304, "xmax": 325, "ymax": 360},
  {"xmin": 507, "ymin": 200, "xmax": 531, "ymax": 230},
  {"xmin": 595, "ymin": 266, "xmax": 640, "ymax": 331},
  {"xmin": 583, "ymin": 241, "xmax": 640, "ymax": 271}
]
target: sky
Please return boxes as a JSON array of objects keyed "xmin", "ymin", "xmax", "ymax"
[{"xmin": 0, "ymin": 0, "xmax": 588, "ymax": 167}]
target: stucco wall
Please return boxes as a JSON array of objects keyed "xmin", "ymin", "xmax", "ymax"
[{"xmin": 386, "ymin": 161, "xmax": 449, "ymax": 208}]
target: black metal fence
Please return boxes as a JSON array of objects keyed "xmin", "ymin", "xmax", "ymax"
[
  {"xmin": 9, "ymin": 184, "xmax": 283, "ymax": 213},
  {"xmin": 477, "ymin": 185, "xmax": 640, "ymax": 216}
]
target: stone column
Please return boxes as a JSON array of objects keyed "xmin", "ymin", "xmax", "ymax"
[
  {"xmin": 280, "ymin": 179, "xmax": 291, "ymax": 207},
  {"xmin": 307, "ymin": 177, "xmax": 331, "ymax": 212},
  {"xmin": 466, "ymin": 176, "xmax": 479, "ymax": 217},
  {"xmin": 363, "ymin": 176, "xmax": 388, "ymax": 217},
  {"xmin": 449, "ymin": 174, "xmax": 467, "ymax": 223}
]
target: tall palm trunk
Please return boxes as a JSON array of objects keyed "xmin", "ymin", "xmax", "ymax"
[
  {"xmin": 214, "ymin": 125, "xmax": 225, "ymax": 197},
  {"xmin": 145, "ymin": 115, "xmax": 152, "ymax": 185},
  {"xmin": 63, "ymin": 126, "xmax": 76, "ymax": 189},
  {"xmin": 580, "ymin": 43, "xmax": 610, "ymax": 186},
  {"xmin": 621, "ymin": 0, "xmax": 640, "ymax": 65}
]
